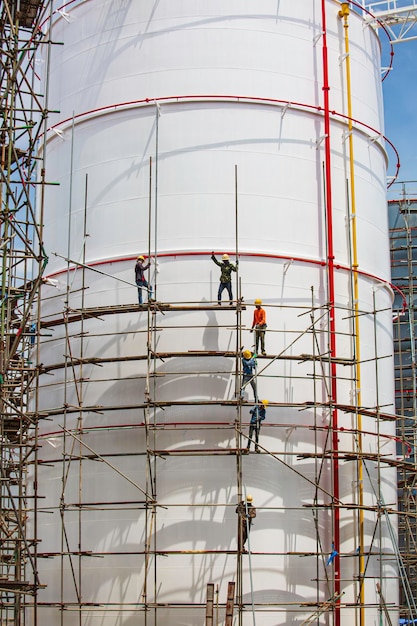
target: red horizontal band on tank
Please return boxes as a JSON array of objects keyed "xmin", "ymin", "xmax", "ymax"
[
  {"xmin": 46, "ymin": 94, "xmax": 400, "ymax": 187},
  {"xmin": 50, "ymin": 250, "xmax": 391, "ymax": 277},
  {"xmin": 44, "ymin": 250, "xmax": 404, "ymax": 308},
  {"xmin": 45, "ymin": 250, "xmax": 386, "ymax": 284},
  {"xmin": 347, "ymin": 1, "xmax": 394, "ymax": 81}
]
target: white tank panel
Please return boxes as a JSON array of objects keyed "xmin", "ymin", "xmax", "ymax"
[
  {"xmin": 48, "ymin": 2, "xmax": 382, "ymax": 130},
  {"xmin": 44, "ymin": 104, "xmax": 388, "ymax": 277}
]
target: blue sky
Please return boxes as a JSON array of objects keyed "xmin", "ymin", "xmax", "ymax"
[{"xmin": 382, "ymin": 38, "xmax": 417, "ymax": 196}]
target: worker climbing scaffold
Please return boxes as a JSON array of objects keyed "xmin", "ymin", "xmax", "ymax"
[
  {"xmin": 240, "ymin": 349, "xmax": 258, "ymax": 402},
  {"xmin": 246, "ymin": 400, "xmax": 268, "ymax": 453},
  {"xmin": 236, "ymin": 495, "xmax": 256, "ymax": 553}
]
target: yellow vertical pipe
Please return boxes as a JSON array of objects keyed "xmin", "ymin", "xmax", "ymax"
[{"xmin": 338, "ymin": 4, "xmax": 365, "ymax": 626}]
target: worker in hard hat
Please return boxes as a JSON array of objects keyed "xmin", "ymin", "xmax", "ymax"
[
  {"xmin": 236, "ymin": 494, "xmax": 257, "ymax": 552},
  {"xmin": 240, "ymin": 349, "xmax": 258, "ymax": 401},
  {"xmin": 247, "ymin": 399, "xmax": 268, "ymax": 453},
  {"xmin": 251, "ymin": 299, "xmax": 267, "ymax": 355},
  {"xmin": 135, "ymin": 255, "xmax": 153, "ymax": 304},
  {"xmin": 211, "ymin": 252, "xmax": 238, "ymax": 305}
]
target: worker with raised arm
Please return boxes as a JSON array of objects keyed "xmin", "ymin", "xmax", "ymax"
[
  {"xmin": 236, "ymin": 494, "xmax": 256, "ymax": 552},
  {"xmin": 240, "ymin": 349, "xmax": 258, "ymax": 402},
  {"xmin": 251, "ymin": 299, "xmax": 267, "ymax": 355},
  {"xmin": 247, "ymin": 399, "xmax": 268, "ymax": 453},
  {"xmin": 211, "ymin": 252, "xmax": 238, "ymax": 305},
  {"xmin": 135, "ymin": 255, "xmax": 153, "ymax": 304}
]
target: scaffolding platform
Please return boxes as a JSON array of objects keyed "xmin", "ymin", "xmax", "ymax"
[{"xmin": 40, "ymin": 301, "xmax": 247, "ymax": 327}]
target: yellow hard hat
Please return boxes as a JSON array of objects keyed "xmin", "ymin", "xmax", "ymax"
[
  {"xmin": 254, "ymin": 299, "xmax": 262, "ymax": 305},
  {"xmin": 261, "ymin": 399, "xmax": 269, "ymax": 406},
  {"xmin": 137, "ymin": 255, "xmax": 145, "ymax": 261},
  {"xmin": 222, "ymin": 253, "xmax": 229, "ymax": 260},
  {"xmin": 246, "ymin": 494, "xmax": 253, "ymax": 502},
  {"xmin": 243, "ymin": 349, "xmax": 252, "ymax": 359}
]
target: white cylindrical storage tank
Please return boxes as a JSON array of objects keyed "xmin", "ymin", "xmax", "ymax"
[{"xmin": 33, "ymin": 2, "xmax": 398, "ymax": 625}]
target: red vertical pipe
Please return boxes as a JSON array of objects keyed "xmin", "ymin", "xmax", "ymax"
[{"xmin": 321, "ymin": 1, "xmax": 341, "ymax": 623}]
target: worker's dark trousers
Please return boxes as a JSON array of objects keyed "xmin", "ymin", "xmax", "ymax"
[
  {"xmin": 239, "ymin": 519, "xmax": 252, "ymax": 550},
  {"xmin": 217, "ymin": 281, "xmax": 233, "ymax": 303},
  {"xmin": 247, "ymin": 423, "xmax": 260, "ymax": 450},
  {"xmin": 137, "ymin": 280, "xmax": 152, "ymax": 304},
  {"xmin": 255, "ymin": 324, "xmax": 266, "ymax": 353}
]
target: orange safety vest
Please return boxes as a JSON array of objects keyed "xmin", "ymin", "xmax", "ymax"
[{"xmin": 252, "ymin": 307, "xmax": 266, "ymax": 327}]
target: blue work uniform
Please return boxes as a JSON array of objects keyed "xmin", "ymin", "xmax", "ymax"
[
  {"xmin": 247, "ymin": 404, "xmax": 266, "ymax": 451},
  {"xmin": 240, "ymin": 356, "xmax": 257, "ymax": 401}
]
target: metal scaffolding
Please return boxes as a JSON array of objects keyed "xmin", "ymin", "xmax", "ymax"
[
  {"xmin": 0, "ymin": 1, "xmax": 51, "ymax": 623},
  {"xmin": 389, "ymin": 184, "xmax": 417, "ymax": 614},
  {"xmin": 31, "ymin": 245, "xmax": 407, "ymax": 624}
]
